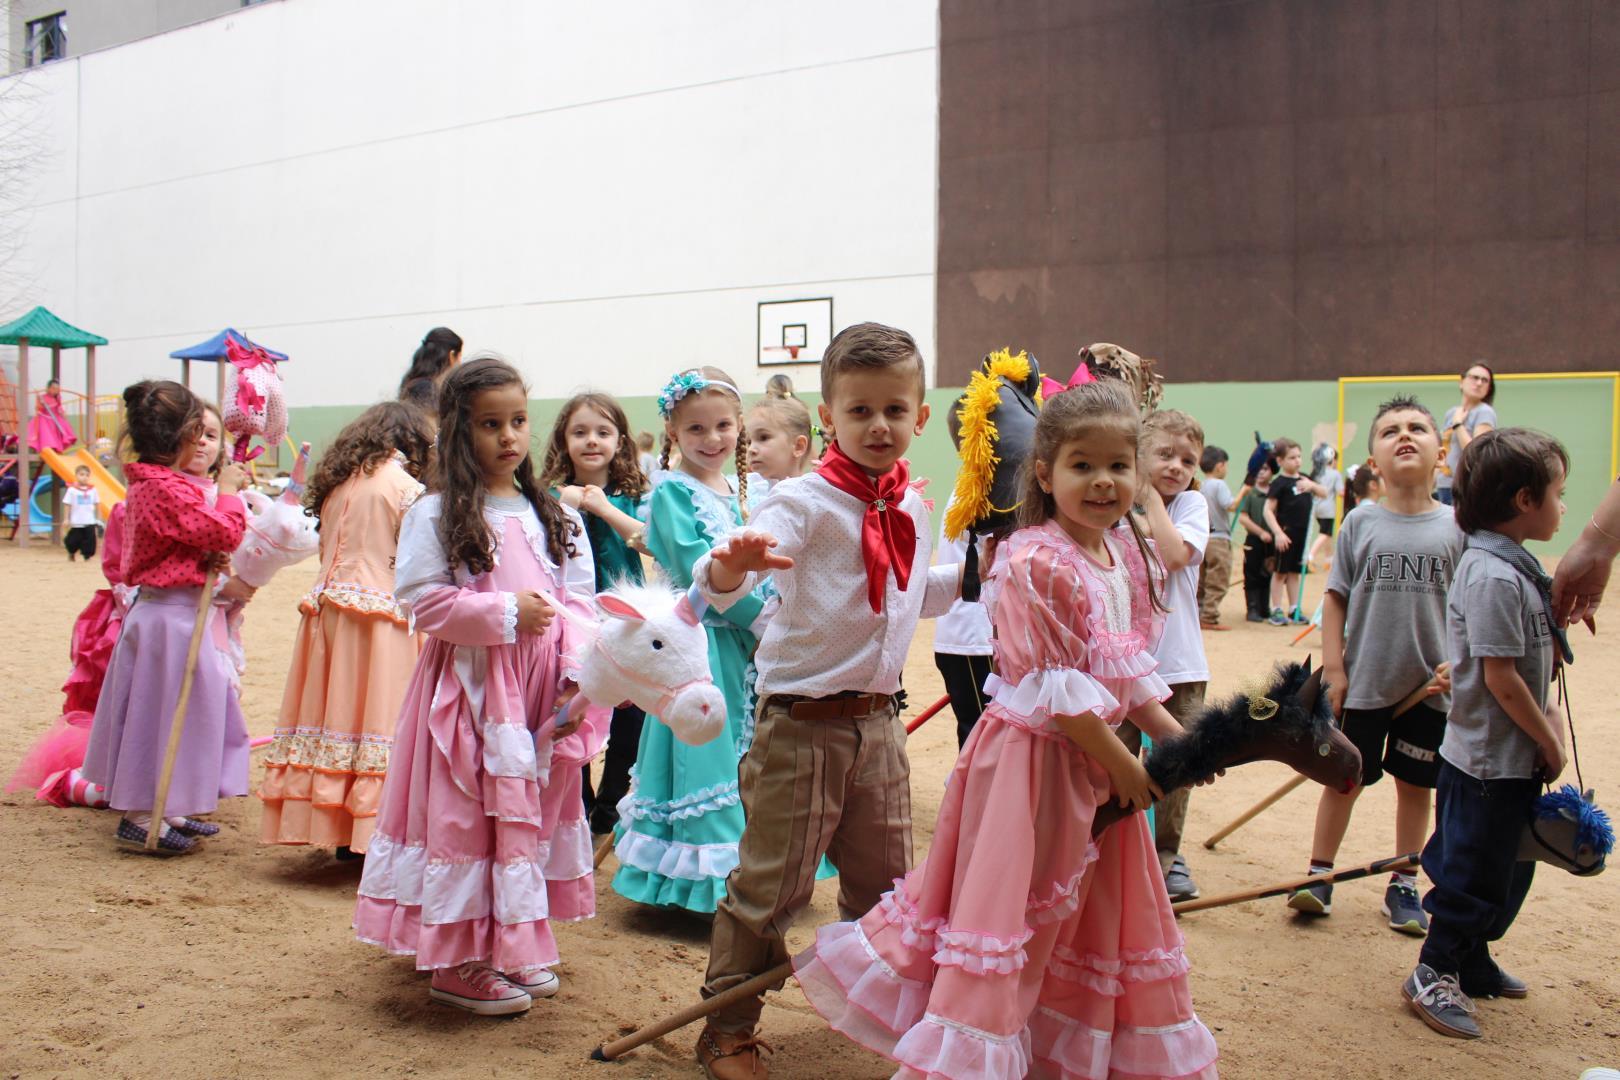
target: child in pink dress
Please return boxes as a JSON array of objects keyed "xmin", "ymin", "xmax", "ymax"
[
  {"xmin": 28, "ymin": 378, "xmax": 77, "ymax": 452},
  {"xmin": 353, "ymin": 357, "xmax": 608, "ymax": 1017},
  {"xmin": 6, "ymin": 501, "xmax": 128, "ymax": 809},
  {"xmin": 260, "ymin": 402, "xmax": 434, "ymax": 855},
  {"xmin": 81, "ymin": 381, "xmax": 250, "ymax": 855},
  {"xmin": 795, "ymin": 380, "xmax": 1219, "ymax": 1079}
]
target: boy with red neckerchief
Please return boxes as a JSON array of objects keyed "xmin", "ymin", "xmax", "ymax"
[{"xmin": 690, "ymin": 323, "xmax": 960, "ymax": 1079}]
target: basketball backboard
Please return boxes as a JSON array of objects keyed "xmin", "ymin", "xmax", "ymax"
[{"xmin": 758, "ymin": 298, "xmax": 832, "ymax": 366}]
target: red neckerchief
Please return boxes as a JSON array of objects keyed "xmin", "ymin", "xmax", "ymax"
[{"xmin": 815, "ymin": 441, "xmax": 915, "ymax": 613}]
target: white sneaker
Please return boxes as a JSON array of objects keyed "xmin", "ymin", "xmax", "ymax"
[{"xmin": 504, "ymin": 967, "xmax": 560, "ymax": 998}]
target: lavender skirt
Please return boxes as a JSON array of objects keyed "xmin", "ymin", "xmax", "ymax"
[{"xmin": 83, "ymin": 586, "xmax": 250, "ymax": 817}]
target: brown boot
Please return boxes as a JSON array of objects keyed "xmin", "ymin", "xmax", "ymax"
[{"xmin": 696, "ymin": 1025, "xmax": 773, "ymax": 1080}]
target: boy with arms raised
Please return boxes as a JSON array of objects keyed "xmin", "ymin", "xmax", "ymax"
[
  {"xmin": 691, "ymin": 323, "xmax": 959, "ymax": 1079},
  {"xmin": 1289, "ymin": 397, "xmax": 1462, "ymax": 934},
  {"xmin": 1403, "ymin": 429, "xmax": 1569, "ymax": 1039}
]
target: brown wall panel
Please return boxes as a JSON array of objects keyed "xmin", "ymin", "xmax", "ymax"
[{"xmin": 937, "ymin": 0, "xmax": 1620, "ymax": 385}]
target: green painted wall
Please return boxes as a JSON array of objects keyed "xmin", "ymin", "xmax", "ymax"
[{"xmin": 288, "ymin": 376, "xmax": 1614, "ymax": 556}]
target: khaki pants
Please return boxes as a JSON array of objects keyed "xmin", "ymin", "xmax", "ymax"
[
  {"xmin": 702, "ymin": 695, "xmax": 913, "ymax": 1033},
  {"xmin": 1116, "ymin": 681, "xmax": 1207, "ymax": 874},
  {"xmin": 1197, "ymin": 536, "xmax": 1233, "ymax": 624}
]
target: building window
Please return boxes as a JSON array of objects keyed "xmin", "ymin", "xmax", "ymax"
[{"xmin": 24, "ymin": 12, "xmax": 68, "ymax": 67}]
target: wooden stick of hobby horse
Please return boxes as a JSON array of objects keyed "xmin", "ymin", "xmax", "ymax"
[
  {"xmin": 1202, "ymin": 671, "xmax": 1443, "ymax": 850},
  {"xmin": 1171, "ymin": 852, "xmax": 1418, "ymax": 915},
  {"xmin": 593, "ymin": 961, "xmax": 795, "ymax": 1061},
  {"xmin": 146, "ymin": 573, "xmax": 218, "ymax": 849},
  {"xmin": 593, "ymin": 693, "xmax": 957, "ymax": 873}
]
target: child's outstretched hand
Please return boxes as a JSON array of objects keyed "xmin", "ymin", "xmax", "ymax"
[
  {"xmin": 515, "ymin": 590, "xmax": 554, "ymax": 634},
  {"xmin": 713, "ymin": 531, "xmax": 794, "ymax": 575}
]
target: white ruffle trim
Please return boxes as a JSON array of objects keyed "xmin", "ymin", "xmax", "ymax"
[
  {"xmin": 481, "ymin": 717, "xmax": 539, "ymax": 780},
  {"xmin": 357, "ymin": 832, "xmax": 549, "ymax": 926},
  {"xmin": 1029, "ymin": 1005, "xmax": 1218, "ymax": 1080},
  {"xmin": 894, "ymin": 1014, "xmax": 1032, "ymax": 1080},
  {"xmin": 612, "ymin": 827, "xmax": 739, "ymax": 882},
  {"xmin": 985, "ymin": 669, "xmax": 1120, "ymax": 722},
  {"xmin": 617, "ymin": 772, "xmax": 742, "ymax": 824},
  {"xmin": 499, "ymin": 592, "xmax": 518, "ymax": 645},
  {"xmin": 545, "ymin": 814, "xmax": 593, "ymax": 881},
  {"xmin": 736, "ymin": 660, "xmax": 761, "ymax": 757}
]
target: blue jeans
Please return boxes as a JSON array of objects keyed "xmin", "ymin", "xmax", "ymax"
[{"xmin": 1418, "ymin": 758, "xmax": 1538, "ymax": 978}]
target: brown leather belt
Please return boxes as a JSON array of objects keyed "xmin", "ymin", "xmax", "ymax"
[{"xmin": 768, "ymin": 692, "xmax": 894, "ymax": 722}]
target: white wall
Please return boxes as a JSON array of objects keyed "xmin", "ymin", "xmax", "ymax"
[{"xmin": 0, "ymin": 0, "xmax": 939, "ymax": 407}]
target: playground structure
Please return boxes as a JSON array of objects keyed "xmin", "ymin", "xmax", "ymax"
[{"xmin": 0, "ymin": 307, "xmax": 113, "ymax": 546}]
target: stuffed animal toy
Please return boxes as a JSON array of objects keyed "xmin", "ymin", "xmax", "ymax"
[
  {"xmin": 231, "ymin": 443, "xmax": 319, "ymax": 588},
  {"xmin": 1519, "ymin": 785, "xmax": 1612, "ymax": 876},
  {"xmin": 555, "ymin": 579, "xmax": 727, "ymax": 748},
  {"xmin": 1093, "ymin": 660, "xmax": 1363, "ymax": 836},
  {"xmin": 223, "ymin": 335, "xmax": 288, "ymax": 464}
]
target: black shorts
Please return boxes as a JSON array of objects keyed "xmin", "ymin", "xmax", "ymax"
[
  {"xmin": 1342, "ymin": 702, "xmax": 1446, "ymax": 788},
  {"xmin": 1315, "ymin": 515, "xmax": 1335, "ymax": 538},
  {"xmin": 1275, "ymin": 522, "xmax": 1309, "ymax": 574}
]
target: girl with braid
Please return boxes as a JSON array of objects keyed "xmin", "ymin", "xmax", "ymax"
[{"xmin": 610, "ymin": 367, "xmax": 786, "ymax": 914}]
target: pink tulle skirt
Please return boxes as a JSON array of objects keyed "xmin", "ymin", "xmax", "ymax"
[
  {"xmin": 794, "ymin": 706, "xmax": 1218, "ymax": 1080},
  {"xmin": 7, "ymin": 588, "xmax": 124, "ymax": 805},
  {"xmin": 352, "ymin": 631, "xmax": 606, "ymax": 972}
]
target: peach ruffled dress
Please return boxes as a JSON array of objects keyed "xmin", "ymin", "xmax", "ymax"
[
  {"xmin": 260, "ymin": 454, "xmax": 424, "ymax": 852},
  {"xmin": 795, "ymin": 521, "xmax": 1219, "ymax": 1079}
]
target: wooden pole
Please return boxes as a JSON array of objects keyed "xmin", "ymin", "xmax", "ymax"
[
  {"xmin": 182, "ymin": 357, "xmax": 191, "ymax": 390},
  {"xmin": 905, "ymin": 693, "xmax": 951, "ymax": 735},
  {"xmin": 592, "ymin": 961, "xmax": 794, "ymax": 1062},
  {"xmin": 1200, "ymin": 672, "xmax": 1443, "ymax": 849},
  {"xmin": 85, "ymin": 345, "xmax": 96, "ymax": 443},
  {"xmin": 15, "ymin": 337, "xmax": 29, "ymax": 546},
  {"xmin": 146, "ymin": 574, "xmax": 219, "ymax": 849},
  {"xmin": 1171, "ymin": 853, "xmax": 1419, "ymax": 915},
  {"xmin": 593, "ymin": 832, "xmax": 615, "ymax": 870},
  {"xmin": 216, "ymin": 360, "xmax": 226, "ymax": 410},
  {"xmin": 49, "ymin": 345, "xmax": 62, "ymax": 545},
  {"xmin": 1202, "ymin": 775, "xmax": 1306, "ymax": 849}
]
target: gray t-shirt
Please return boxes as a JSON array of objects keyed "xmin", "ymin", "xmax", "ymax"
[
  {"xmin": 1325, "ymin": 503, "xmax": 1464, "ymax": 710},
  {"xmin": 1440, "ymin": 548, "xmax": 1555, "ymax": 780},
  {"xmin": 1202, "ymin": 476, "xmax": 1235, "ymax": 535},
  {"xmin": 1311, "ymin": 467, "xmax": 1342, "ymax": 520},
  {"xmin": 1437, "ymin": 403, "xmax": 1498, "ymax": 491}
]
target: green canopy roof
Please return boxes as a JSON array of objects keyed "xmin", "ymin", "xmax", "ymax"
[{"xmin": 0, "ymin": 306, "xmax": 108, "ymax": 348}]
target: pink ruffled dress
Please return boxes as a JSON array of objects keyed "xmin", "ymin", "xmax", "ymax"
[
  {"xmin": 795, "ymin": 521, "xmax": 1218, "ymax": 1080},
  {"xmin": 353, "ymin": 493, "xmax": 608, "ymax": 973},
  {"xmin": 6, "ymin": 504, "xmax": 129, "ymax": 807}
]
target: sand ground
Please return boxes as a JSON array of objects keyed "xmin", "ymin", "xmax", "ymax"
[{"xmin": 2, "ymin": 543, "xmax": 1618, "ymax": 1079}]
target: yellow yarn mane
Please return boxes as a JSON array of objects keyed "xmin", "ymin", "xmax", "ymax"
[{"xmin": 945, "ymin": 348, "xmax": 1038, "ymax": 541}]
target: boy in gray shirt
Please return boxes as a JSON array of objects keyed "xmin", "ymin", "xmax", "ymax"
[
  {"xmin": 1404, "ymin": 428, "xmax": 1570, "ymax": 1040},
  {"xmin": 1289, "ymin": 397, "xmax": 1463, "ymax": 935}
]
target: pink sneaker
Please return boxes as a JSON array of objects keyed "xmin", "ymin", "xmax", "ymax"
[
  {"xmin": 429, "ymin": 963, "xmax": 532, "ymax": 1016},
  {"xmin": 504, "ymin": 967, "xmax": 560, "ymax": 998}
]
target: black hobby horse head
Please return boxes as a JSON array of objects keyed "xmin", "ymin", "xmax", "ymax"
[{"xmin": 1093, "ymin": 659, "xmax": 1362, "ymax": 836}]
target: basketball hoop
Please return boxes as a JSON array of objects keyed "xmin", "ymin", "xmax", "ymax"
[{"xmin": 762, "ymin": 345, "xmax": 803, "ymax": 362}]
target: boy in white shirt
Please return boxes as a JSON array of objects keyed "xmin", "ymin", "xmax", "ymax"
[
  {"xmin": 63, "ymin": 465, "xmax": 101, "ymax": 561},
  {"xmin": 1130, "ymin": 410, "xmax": 1211, "ymax": 900},
  {"xmin": 691, "ymin": 323, "xmax": 959, "ymax": 1080}
]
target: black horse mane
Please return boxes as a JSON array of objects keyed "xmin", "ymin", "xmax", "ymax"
[{"xmin": 1145, "ymin": 661, "xmax": 1332, "ymax": 788}]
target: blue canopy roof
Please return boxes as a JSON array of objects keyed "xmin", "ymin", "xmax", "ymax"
[{"xmin": 169, "ymin": 328, "xmax": 288, "ymax": 362}]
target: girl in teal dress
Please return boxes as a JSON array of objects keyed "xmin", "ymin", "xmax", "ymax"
[
  {"xmin": 611, "ymin": 367, "xmax": 815, "ymax": 913},
  {"xmin": 542, "ymin": 391, "xmax": 652, "ymax": 836}
]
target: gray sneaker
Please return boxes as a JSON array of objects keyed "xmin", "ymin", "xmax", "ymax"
[
  {"xmin": 1382, "ymin": 881, "xmax": 1429, "ymax": 936},
  {"xmin": 1268, "ymin": 607, "xmax": 1288, "ymax": 626},
  {"xmin": 1164, "ymin": 856, "xmax": 1200, "ymax": 901},
  {"xmin": 1287, "ymin": 876, "xmax": 1332, "ymax": 916},
  {"xmin": 1403, "ymin": 964, "xmax": 1480, "ymax": 1038}
]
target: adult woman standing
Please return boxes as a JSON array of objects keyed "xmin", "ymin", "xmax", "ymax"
[
  {"xmin": 397, "ymin": 327, "xmax": 463, "ymax": 411},
  {"xmin": 1435, "ymin": 362, "xmax": 1496, "ymax": 505}
]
